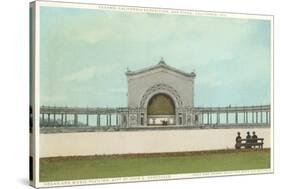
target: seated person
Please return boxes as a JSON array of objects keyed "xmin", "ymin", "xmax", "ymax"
[
  {"xmin": 235, "ymin": 132, "xmax": 242, "ymax": 149},
  {"xmin": 246, "ymin": 131, "xmax": 252, "ymax": 149},
  {"xmin": 252, "ymin": 131, "xmax": 258, "ymax": 147}
]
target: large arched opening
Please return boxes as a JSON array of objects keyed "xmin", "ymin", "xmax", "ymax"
[{"xmin": 147, "ymin": 93, "xmax": 176, "ymax": 125}]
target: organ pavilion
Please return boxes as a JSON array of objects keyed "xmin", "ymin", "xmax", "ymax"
[{"xmin": 40, "ymin": 58, "xmax": 270, "ymax": 129}]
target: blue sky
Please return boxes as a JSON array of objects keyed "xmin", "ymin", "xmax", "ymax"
[{"xmin": 40, "ymin": 6, "xmax": 271, "ymax": 108}]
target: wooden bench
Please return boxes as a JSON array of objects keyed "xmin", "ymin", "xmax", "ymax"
[{"xmin": 235, "ymin": 138, "xmax": 264, "ymax": 149}]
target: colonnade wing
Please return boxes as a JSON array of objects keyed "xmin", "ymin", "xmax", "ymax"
[
  {"xmin": 40, "ymin": 107, "xmax": 130, "ymax": 127},
  {"xmin": 39, "ymin": 105, "xmax": 271, "ymax": 129},
  {"xmin": 196, "ymin": 105, "xmax": 271, "ymax": 126}
]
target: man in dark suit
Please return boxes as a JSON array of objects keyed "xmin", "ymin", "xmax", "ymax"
[
  {"xmin": 252, "ymin": 131, "xmax": 258, "ymax": 148},
  {"xmin": 246, "ymin": 131, "xmax": 252, "ymax": 149},
  {"xmin": 235, "ymin": 132, "xmax": 242, "ymax": 149}
]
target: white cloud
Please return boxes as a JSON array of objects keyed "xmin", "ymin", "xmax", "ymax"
[
  {"xmin": 40, "ymin": 8, "xmax": 271, "ymax": 107},
  {"xmin": 197, "ymin": 72, "xmax": 223, "ymax": 88},
  {"xmin": 62, "ymin": 63, "xmax": 121, "ymax": 83},
  {"xmin": 107, "ymin": 88, "xmax": 127, "ymax": 93},
  {"xmin": 77, "ymin": 28, "xmax": 114, "ymax": 44},
  {"xmin": 41, "ymin": 95, "xmax": 66, "ymax": 105},
  {"xmin": 63, "ymin": 66, "xmax": 96, "ymax": 82}
]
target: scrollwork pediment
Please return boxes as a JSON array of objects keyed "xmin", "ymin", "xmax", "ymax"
[{"xmin": 140, "ymin": 83, "xmax": 183, "ymax": 108}]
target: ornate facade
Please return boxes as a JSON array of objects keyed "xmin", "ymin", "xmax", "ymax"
[
  {"xmin": 126, "ymin": 58, "xmax": 195, "ymax": 126},
  {"xmin": 40, "ymin": 59, "xmax": 271, "ymax": 129}
]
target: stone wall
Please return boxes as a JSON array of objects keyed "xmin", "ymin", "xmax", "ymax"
[{"xmin": 40, "ymin": 128, "xmax": 271, "ymax": 158}]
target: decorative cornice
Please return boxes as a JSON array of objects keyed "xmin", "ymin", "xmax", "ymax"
[{"xmin": 126, "ymin": 58, "xmax": 196, "ymax": 78}]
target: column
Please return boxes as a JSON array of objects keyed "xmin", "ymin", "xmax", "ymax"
[
  {"xmin": 137, "ymin": 110, "xmax": 140, "ymax": 126},
  {"xmin": 42, "ymin": 114, "xmax": 45, "ymax": 126},
  {"xmin": 127, "ymin": 110, "xmax": 130, "ymax": 128},
  {"xmin": 252, "ymin": 111, "xmax": 254, "ymax": 124},
  {"xmin": 235, "ymin": 112, "xmax": 238, "ymax": 124},
  {"xmin": 116, "ymin": 114, "xmax": 119, "ymax": 126},
  {"xmin": 265, "ymin": 112, "xmax": 268, "ymax": 124},
  {"xmin": 256, "ymin": 112, "xmax": 258, "ymax": 124},
  {"xmin": 207, "ymin": 112, "xmax": 210, "ymax": 125},
  {"xmin": 47, "ymin": 113, "xmax": 50, "ymax": 126},
  {"xmin": 97, "ymin": 114, "xmax": 100, "ymax": 127},
  {"xmin": 109, "ymin": 114, "xmax": 111, "ymax": 126},
  {"xmin": 61, "ymin": 113, "xmax": 64, "ymax": 126},
  {"xmin": 246, "ymin": 112, "xmax": 248, "ymax": 124},
  {"xmin": 123, "ymin": 113, "xmax": 127, "ymax": 128},
  {"xmin": 183, "ymin": 112, "xmax": 186, "ymax": 125},
  {"xmin": 54, "ymin": 114, "xmax": 56, "ymax": 126},
  {"xmin": 65, "ymin": 114, "xmax": 67, "ymax": 126},
  {"xmin": 226, "ymin": 112, "xmax": 229, "ymax": 124},
  {"xmin": 260, "ymin": 112, "xmax": 263, "ymax": 124},
  {"xmin": 86, "ymin": 114, "xmax": 89, "ymax": 126},
  {"xmin": 144, "ymin": 111, "xmax": 147, "ymax": 126},
  {"xmin": 74, "ymin": 114, "xmax": 78, "ymax": 126},
  {"xmin": 106, "ymin": 114, "xmax": 109, "ymax": 126},
  {"xmin": 269, "ymin": 111, "xmax": 271, "ymax": 124},
  {"xmin": 217, "ymin": 113, "xmax": 220, "ymax": 124}
]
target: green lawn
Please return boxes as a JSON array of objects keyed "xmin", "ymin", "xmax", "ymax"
[{"xmin": 40, "ymin": 150, "xmax": 270, "ymax": 182}]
